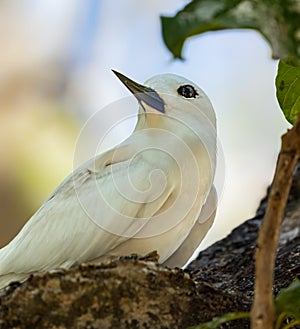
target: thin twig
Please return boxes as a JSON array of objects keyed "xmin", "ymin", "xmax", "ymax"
[{"xmin": 251, "ymin": 112, "xmax": 300, "ymax": 329}]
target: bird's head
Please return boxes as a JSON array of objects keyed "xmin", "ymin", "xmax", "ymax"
[{"xmin": 112, "ymin": 70, "xmax": 216, "ymax": 130}]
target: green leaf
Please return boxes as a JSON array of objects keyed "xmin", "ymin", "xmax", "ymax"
[
  {"xmin": 186, "ymin": 312, "xmax": 250, "ymax": 329},
  {"xmin": 275, "ymin": 280, "xmax": 300, "ymax": 320},
  {"xmin": 161, "ymin": 0, "xmax": 300, "ymax": 61},
  {"xmin": 276, "ymin": 60, "xmax": 300, "ymax": 124}
]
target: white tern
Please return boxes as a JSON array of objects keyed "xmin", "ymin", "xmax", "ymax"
[{"xmin": 0, "ymin": 71, "xmax": 217, "ymax": 289}]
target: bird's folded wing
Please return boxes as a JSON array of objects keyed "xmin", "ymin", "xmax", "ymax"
[
  {"xmin": 163, "ymin": 185, "xmax": 217, "ymax": 267},
  {"xmin": 0, "ymin": 143, "xmax": 176, "ymax": 276}
]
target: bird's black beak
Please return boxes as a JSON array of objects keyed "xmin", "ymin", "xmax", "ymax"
[{"xmin": 112, "ymin": 70, "xmax": 165, "ymax": 113}]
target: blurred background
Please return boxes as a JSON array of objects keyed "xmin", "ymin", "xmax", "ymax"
[{"xmin": 0, "ymin": 0, "xmax": 289, "ymax": 250}]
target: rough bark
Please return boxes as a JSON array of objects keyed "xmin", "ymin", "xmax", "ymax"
[
  {"xmin": 0, "ymin": 165, "xmax": 299, "ymax": 329},
  {"xmin": 0, "ymin": 255, "xmax": 249, "ymax": 329}
]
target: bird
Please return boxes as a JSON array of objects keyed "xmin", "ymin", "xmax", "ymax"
[{"xmin": 0, "ymin": 71, "xmax": 217, "ymax": 289}]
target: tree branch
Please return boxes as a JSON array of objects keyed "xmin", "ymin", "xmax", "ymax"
[{"xmin": 251, "ymin": 113, "xmax": 300, "ymax": 329}]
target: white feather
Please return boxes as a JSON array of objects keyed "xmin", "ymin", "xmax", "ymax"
[{"xmin": 0, "ymin": 73, "xmax": 217, "ymax": 289}]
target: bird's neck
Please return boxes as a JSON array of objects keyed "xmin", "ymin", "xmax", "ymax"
[{"xmin": 134, "ymin": 110, "xmax": 166, "ymax": 131}]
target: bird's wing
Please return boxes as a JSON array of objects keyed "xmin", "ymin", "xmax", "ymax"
[
  {"xmin": 0, "ymin": 140, "xmax": 177, "ymax": 277},
  {"xmin": 162, "ymin": 185, "xmax": 217, "ymax": 267}
]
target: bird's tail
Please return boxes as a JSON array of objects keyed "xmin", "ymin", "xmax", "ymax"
[
  {"xmin": 0, "ymin": 273, "xmax": 28, "ymax": 290},
  {"xmin": 0, "ymin": 246, "xmax": 29, "ymax": 290}
]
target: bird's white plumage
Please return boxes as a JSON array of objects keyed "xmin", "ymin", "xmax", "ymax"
[{"xmin": 0, "ymin": 73, "xmax": 217, "ymax": 289}]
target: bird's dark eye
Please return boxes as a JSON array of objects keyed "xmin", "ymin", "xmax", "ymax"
[{"xmin": 177, "ymin": 84, "xmax": 198, "ymax": 98}]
